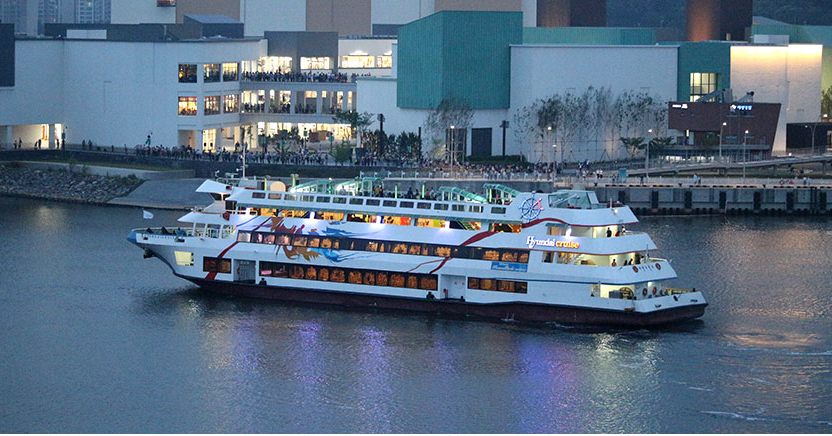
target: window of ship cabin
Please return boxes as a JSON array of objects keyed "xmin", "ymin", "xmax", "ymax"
[
  {"xmin": 307, "ymin": 237, "xmax": 321, "ymax": 248},
  {"xmin": 292, "ymin": 236, "xmax": 308, "ymax": 247},
  {"xmin": 252, "ymin": 192, "xmax": 265, "ymax": 199},
  {"xmin": 283, "ymin": 194, "xmax": 296, "ymax": 201},
  {"xmin": 349, "ymin": 198, "xmax": 363, "ymax": 205},
  {"xmin": 321, "ymin": 212, "xmax": 344, "ymax": 221},
  {"xmin": 252, "ymin": 232, "xmax": 264, "ymax": 244},
  {"xmin": 366, "ymin": 199, "xmax": 380, "ymax": 206},
  {"xmin": 203, "ymin": 257, "xmax": 231, "ymax": 273},
  {"xmin": 570, "ymin": 227, "xmax": 593, "ymax": 238},
  {"xmin": 452, "ymin": 204, "xmax": 465, "ymax": 212},
  {"xmin": 416, "ymin": 218, "xmax": 446, "ymax": 228},
  {"xmin": 301, "ymin": 195, "xmax": 314, "ymax": 202},
  {"xmin": 491, "ymin": 207, "xmax": 506, "ymax": 214},
  {"xmin": 417, "ymin": 202, "xmax": 431, "ymax": 210},
  {"xmin": 316, "ymin": 197, "xmax": 331, "ymax": 203},
  {"xmin": 237, "ymin": 231, "xmax": 251, "ymax": 242},
  {"xmin": 557, "ymin": 252, "xmax": 577, "ymax": 264},
  {"xmin": 434, "ymin": 203, "xmax": 449, "ymax": 211},
  {"xmin": 206, "ymin": 224, "xmax": 221, "ymax": 238},
  {"xmin": 543, "ymin": 251, "xmax": 555, "ymax": 263},
  {"xmin": 333, "ymin": 197, "xmax": 346, "ymax": 204},
  {"xmin": 469, "ymin": 205, "xmax": 483, "ymax": 213},
  {"xmin": 174, "ymin": 251, "xmax": 194, "ymax": 266},
  {"xmin": 263, "ymin": 233, "xmax": 275, "ymax": 244},
  {"xmin": 490, "ymin": 222, "xmax": 522, "ymax": 233},
  {"xmin": 547, "ymin": 223, "xmax": 570, "ymax": 236},
  {"xmin": 382, "ymin": 200, "xmax": 397, "ymax": 207},
  {"xmin": 399, "ymin": 201, "xmax": 413, "ymax": 208},
  {"xmin": 277, "ymin": 234, "xmax": 291, "ymax": 245}
]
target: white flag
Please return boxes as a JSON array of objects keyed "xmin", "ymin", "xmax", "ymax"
[{"xmin": 142, "ymin": 210, "xmax": 154, "ymax": 220}]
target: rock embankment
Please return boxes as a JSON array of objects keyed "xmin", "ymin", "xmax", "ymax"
[{"xmin": 0, "ymin": 163, "xmax": 143, "ymax": 204}]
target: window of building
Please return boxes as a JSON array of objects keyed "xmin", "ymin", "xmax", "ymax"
[
  {"xmin": 341, "ymin": 55, "xmax": 375, "ymax": 68},
  {"xmin": 179, "ymin": 64, "xmax": 197, "ymax": 83},
  {"xmin": 690, "ymin": 73, "xmax": 718, "ymax": 101},
  {"xmin": 300, "ymin": 57, "xmax": 330, "ymax": 70},
  {"xmin": 204, "ymin": 96, "xmax": 220, "ymax": 115},
  {"xmin": 376, "ymin": 56, "xmax": 392, "ymax": 68},
  {"xmin": 204, "ymin": 64, "xmax": 221, "ymax": 83},
  {"xmin": 223, "ymin": 94, "xmax": 239, "ymax": 113},
  {"xmin": 222, "ymin": 63, "xmax": 238, "ymax": 81},
  {"xmin": 178, "ymin": 97, "xmax": 197, "ymax": 116}
]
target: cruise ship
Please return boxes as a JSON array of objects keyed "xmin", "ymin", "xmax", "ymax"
[{"xmin": 128, "ymin": 177, "xmax": 706, "ymax": 326}]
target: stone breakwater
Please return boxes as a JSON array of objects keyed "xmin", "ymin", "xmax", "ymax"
[{"xmin": 0, "ymin": 164, "xmax": 143, "ymax": 204}]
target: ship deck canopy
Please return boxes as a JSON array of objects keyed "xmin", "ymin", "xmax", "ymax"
[
  {"xmin": 437, "ymin": 187, "xmax": 488, "ymax": 203},
  {"xmin": 483, "ymin": 184, "xmax": 520, "ymax": 204},
  {"xmin": 289, "ymin": 179, "xmax": 334, "ymax": 194},
  {"xmin": 334, "ymin": 177, "xmax": 383, "ymax": 195}
]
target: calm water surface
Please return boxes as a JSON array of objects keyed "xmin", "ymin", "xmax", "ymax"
[{"xmin": 0, "ymin": 197, "xmax": 830, "ymax": 433}]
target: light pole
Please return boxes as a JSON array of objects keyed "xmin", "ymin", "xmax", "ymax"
[
  {"xmin": 719, "ymin": 121, "xmax": 727, "ymax": 160},
  {"xmin": 742, "ymin": 129, "xmax": 749, "ymax": 182},
  {"xmin": 810, "ymin": 113, "xmax": 828, "ymax": 155},
  {"xmin": 646, "ymin": 129, "xmax": 653, "ymax": 182},
  {"xmin": 450, "ymin": 125, "xmax": 455, "ymax": 167}
]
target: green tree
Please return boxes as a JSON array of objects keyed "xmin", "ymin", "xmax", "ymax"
[
  {"xmin": 620, "ymin": 137, "xmax": 646, "ymax": 157},
  {"xmin": 331, "ymin": 142, "xmax": 353, "ymax": 165},
  {"xmin": 822, "ymin": 86, "xmax": 832, "ymax": 120},
  {"xmin": 332, "ymin": 110, "xmax": 374, "ymax": 147},
  {"xmin": 423, "ymin": 98, "xmax": 474, "ymax": 164}
]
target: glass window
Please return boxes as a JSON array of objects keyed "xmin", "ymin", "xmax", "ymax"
[
  {"xmin": 204, "ymin": 64, "xmax": 220, "ymax": 83},
  {"xmin": 204, "ymin": 96, "xmax": 220, "ymax": 115},
  {"xmin": 222, "ymin": 63, "xmax": 238, "ymax": 81},
  {"xmin": 690, "ymin": 72, "xmax": 718, "ymax": 101},
  {"xmin": 300, "ymin": 57, "xmax": 330, "ymax": 70},
  {"xmin": 223, "ymin": 94, "xmax": 239, "ymax": 113},
  {"xmin": 178, "ymin": 64, "xmax": 196, "ymax": 83},
  {"xmin": 157, "ymin": 0, "xmax": 175, "ymax": 6},
  {"xmin": 376, "ymin": 56, "xmax": 392, "ymax": 68},
  {"xmin": 341, "ymin": 55, "xmax": 375, "ymax": 68},
  {"xmin": 178, "ymin": 97, "xmax": 197, "ymax": 116}
]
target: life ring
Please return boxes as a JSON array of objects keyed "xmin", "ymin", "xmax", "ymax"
[
  {"xmin": 656, "ymin": 263, "xmax": 661, "ymax": 270},
  {"xmin": 222, "ymin": 211, "xmax": 230, "ymax": 220},
  {"xmin": 652, "ymin": 286, "xmax": 657, "ymax": 295},
  {"xmin": 632, "ymin": 265, "xmax": 639, "ymax": 273},
  {"xmin": 642, "ymin": 288, "xmax": 648, "ymax": 296}
]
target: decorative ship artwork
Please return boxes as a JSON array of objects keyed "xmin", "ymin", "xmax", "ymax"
[{"xmin": 129, "ymin": 177, "xmax": 706, "ymax": 326}]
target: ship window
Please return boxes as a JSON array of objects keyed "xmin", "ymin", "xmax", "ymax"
[
  {"xmin": 331, "ymin": 269, "xmax": 345, "ymax": 282},
  {"xmin": 467, "ymin": 277, "xmax": 479, "ymax": 289},
  {"xmin": 333, "ymin": 197, "xmax": 346, "ymax": 204},
  {"xmin": 417, "ymin": 202, "xmax": 431, "ymax": 209},
  {"xmin": 408, "ymin": 244, "xmax": 424, "ymax": 255},
  {"xmin": 318, "ymin": 268, "xmax": 329, "ymax": 281},
  {"xmin": 277, "ymin": 234, "xmax": 291, "ymax": 245},
  {"xmin": 406, "ymin": 275, "xmax": 418, "ymax": 288},
  {"xmin": 383, "ymin": 200, "xmax": 397, "ymax": 207},
  {"xmin": 349, "ymin": 198, "xmax": 363, "ymax": 205},
  {"xmin": 316, "ymin": 196, "xmax": 330, "ymax": 203},
  {"xmin": 268, "ymin": 193, "xmax": 282, "ymax": 200},
  {"xmin": 469, "ymin": 205, "xmax": 483, "ymax": 213},
  {"xmin": 263, "ymin": 233, "xmax": 275, "ymax": 244},
  {"xmin": 399, "ymin": 201, "xmax": 413, "ymax": 208},
  {"xmin": 366, "ymin": 241, "xmax": 378, "ymax": 252},
  {"xmin": 301, "ymin": 195, "xmax": 314, "ymax": 202},
  {"xmin": 367, "ymin": 199, "xmax": 380, "ymax": 206},
  {"xmin": 500, "ymin": 250, "xmax": 519, "ymax": 262},
  {"xmin": 237, "ymin": 231, "xmax": 251, "ymax": 242},
  {"xmin": 308, "ymin": 237, "xmax": 321, "ymax": 248},
  {"xmin": 392, "ymin": 243, "xmax": 408, "ymax": 254},
  {"xmin": 174, "ymin": 251, "xmax": 194, "ymax": 266},
  {"xmin": 292, "ymin": 236, "xmax": 307, "ymax": 247},
  {"xmin": 284, "ymin": 194, "xmax": 296, "ymax": 201},
  {"xmin": 203, "ymin": 257, "xmax": 231, "ymax": 273},
  {"xmin": 491, "ymin": 207, "xmax": 506, "ymax": 214},
  {"xmin": 377, "ymin": 272, "xmax": 388, "ymax": 286},
  {"xmin": 252, "ymin": 192, "xmax": 265, "ymax": 199},
  {"xmin": 434, "ymin": 203, "xmax": 448, "ymax": 210},
  {"xmin": 452, "ymin": 205, "xmax": 465, "ymax": 212}
]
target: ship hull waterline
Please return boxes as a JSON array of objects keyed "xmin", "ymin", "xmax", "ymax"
[{"xmin": 185, "ymin": 276, "xmax": 707, "ymax": 327}]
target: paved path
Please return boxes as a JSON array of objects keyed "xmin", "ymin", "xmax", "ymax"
[{"xmin": 108, "ymin": 179, "xmax": 209, "ymax": 210}]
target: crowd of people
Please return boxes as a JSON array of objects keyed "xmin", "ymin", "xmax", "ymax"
[{"xmin": 241, "ymin": 70, "xmax": 358, "ymax": 83}]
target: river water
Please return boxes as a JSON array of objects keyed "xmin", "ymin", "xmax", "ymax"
[{"xmin": 0, "ymin": 196, "xmax": 830, "ymax": 433}]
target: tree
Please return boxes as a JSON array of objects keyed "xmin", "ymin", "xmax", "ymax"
[
  {"xmin": 394, "ymin": 132, "xmax": 422, "ymax": 159},
  {"xmin": 332, "ymin": 110, "xmax": 374, "ymax": 147},
  {"xmin": 620, "ymin": 137, "xmax": 646, "ymax": 157},
  {"xmin": 361, "ymin": 129, "xmax": 396, "ymax": 156},
  {"xmin": 648, "ymin": 136, "xmax": 674, "ymax": 157},
  {"xmin": 822, "ymin": 86, "xmax": 832, "ymax": 121},
  {"xmin": 331, "ymin": 142, "xmax": 353, "ymax": 165},
  {"xmin": 423, "ymin": 98, "xmax": 474, "ymax": 164}
]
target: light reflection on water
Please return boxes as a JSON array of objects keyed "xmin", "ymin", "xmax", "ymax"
[{"xmin": 0, "ymin": 197, "xmax": 830, "ymax": 433}]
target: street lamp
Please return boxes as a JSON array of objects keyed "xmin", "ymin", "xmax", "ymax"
[
  {"xmin": 743, "ymin": 129, "xmax": 749, "ymax": 182},
  {"xmin": 719, "ymin": 122, "xmax": 727, "ymax": 160},
  {"xmin": 450, "ymin": 125, "xmax": 455, "ymax": 166},
  {"xmin": 646, "ymin": 128, "xmax": 653, "ymax": 182}
]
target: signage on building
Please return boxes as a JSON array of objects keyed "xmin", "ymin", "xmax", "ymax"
[
  {"xmin": 525, "ymin": 236, "xmax": 579, "ymax": 250},
  {"xmin": 730, "ymin": 104, "xmax": 752, "ymax": 112}
]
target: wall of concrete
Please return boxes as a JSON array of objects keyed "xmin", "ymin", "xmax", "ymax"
[
  {"xmin": 243, "ymin": 0, "xmax": 306, "ymax": 36},
  {"xmin": 111, "ymin": 0, "xmax": 176, "ymax": 24}
]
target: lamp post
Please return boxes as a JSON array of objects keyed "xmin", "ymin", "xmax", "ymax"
[
  {"xmin": 719, "ymin": 121, "xmax": 727, "ymax": 160},
  {"xmin": 646, "ymin": 129, "xmax": 653, "ymax": 182},
  {"xmin": 742, "ymin": 129, "xmax": 749, "ymax": 182},
  {"xmin": 810, "ymin": 113, "xmax": 828, "ymax": 155},
  {"xmin": 450, "ymin": 125, "xmax": 455, "ymax": 167}
]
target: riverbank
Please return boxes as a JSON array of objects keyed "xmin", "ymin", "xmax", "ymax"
[{"xmin": 0, "ymin": 163, "xmax": 143, "ymax": 204}]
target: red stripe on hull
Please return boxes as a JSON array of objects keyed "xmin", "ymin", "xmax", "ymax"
[{"xmin": 184, "ymin": 277, "xmax": 706, "ymax": 327}]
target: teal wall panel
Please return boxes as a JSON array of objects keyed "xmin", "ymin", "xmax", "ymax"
[
  {"xmin": 676, "ymin": 42, "xmax": 732, "ymax": 102},
  {"xmin": 523, "ymin": 27, "xmax": 656, "ymax": 45},
  {"xmin": 397, "ymin": 11, "xmax": 522, "ymax": 110}
]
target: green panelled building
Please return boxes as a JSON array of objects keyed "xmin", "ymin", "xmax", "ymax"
[
  {"xmin": 397, "ymin": 11, "xmax": 523, "ymax": 110},
  {"xmin": 522, "ymin": 27, "xmax": 657, "ymax": 45},
  {"xmin": 675, "ymin": 42, "xmax": 732, "ymax": 102}
]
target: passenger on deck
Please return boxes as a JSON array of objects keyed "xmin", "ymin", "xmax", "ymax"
[
  {"xmin": 611, "ymin": 259, "xmax": 617, "ymax": 267},
  {"xmin": 606, "ymin": 228, "xmax": 612, "ymax": 237}
]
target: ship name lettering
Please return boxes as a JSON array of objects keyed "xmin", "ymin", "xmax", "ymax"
[{"xmin": 526, "ymin": 236, "xmax": 579, "ymax": 249}]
